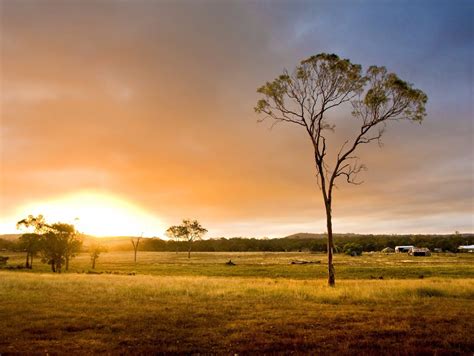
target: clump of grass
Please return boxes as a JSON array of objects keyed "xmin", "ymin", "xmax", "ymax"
[{"xmin": 414, "ymin": 287, "xmax": 446, "ymax": 298}]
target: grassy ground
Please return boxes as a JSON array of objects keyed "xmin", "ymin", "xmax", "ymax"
[
  {"xmin": 3, "ymin": 250, "xmax": 474, "ymax": 279},
  {"xmin": 1, "ymin": 251, "xmax": 473, "ymax": 354}
]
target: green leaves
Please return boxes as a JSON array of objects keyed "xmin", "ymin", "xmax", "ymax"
[
  {"xmin": 364, "ymin": 87, "xmax": 388, "ymax": 108},
  {"xmin": 361, "ymin": 66, "xmax": 428, "ymax": 123},
  {"xmin": 256, "ymin": 76, "xmax": 290, "ymax": 108},
  {"xmin": 301, "ymin": 52, "xmax": 340, "ymax": 64},
  {"xmin": 254, "ymin": 99, "xmax": 269, "ymax": 114}
]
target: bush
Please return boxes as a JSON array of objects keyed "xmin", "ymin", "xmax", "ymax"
[{"xmin": 343, "ymin": 243, "xmax": 363, "ymax": 256}]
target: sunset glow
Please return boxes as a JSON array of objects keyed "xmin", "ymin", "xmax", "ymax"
[{"xmin": 4, "ymin": 191, "xmax": 164, "ymax": 237}]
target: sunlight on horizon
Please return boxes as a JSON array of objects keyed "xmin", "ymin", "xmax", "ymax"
[{"xmin": 1, "ymin": 191, "xmax": 164, "ymax": 237}]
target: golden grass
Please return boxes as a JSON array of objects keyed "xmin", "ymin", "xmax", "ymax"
[{"xmin": 1, "ymin": 271, "xmax": 473, "ymax": 353}]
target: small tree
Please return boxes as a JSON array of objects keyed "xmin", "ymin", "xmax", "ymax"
[
  {"xmin": 18, "ymin": 233, "xmax": 41, "ymax": 268},
  {"xmin": 58, "ymin": 224, "xmax": 83, "ymax": 271},
  {"xmin": 343, "ymin": 243, "xmax": 363, "ymax": 256},
  {"xmin": 255, "ymin": 53, "xmax": 427, "ymax": 286},
  {"xmin": 17, "ymin": 215, "xmax": 49, "ymax": 269},
  {"xmin": 166, "ymin": 219, "xmax": 207, "ymax": 258},
  {"xmin": 40, "ymin": 223, "xmax": 82, "ymax": 273},
  {"xmin": 89, "ymin": 242, "xmax": 107, "ymax": 269},
  {"xmin": 131, "ymin": 234, "xmax": 142, "ymax": 263},
  {"xmin": 165, "ymin": 225, "xmax": 184, "ymax": 254}
]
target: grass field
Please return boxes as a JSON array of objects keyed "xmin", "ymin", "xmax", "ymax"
[{"xmin": 1, "ymin": 251, "xmax": 473, "ymax": 354}]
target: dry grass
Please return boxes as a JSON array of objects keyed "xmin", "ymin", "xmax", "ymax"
[{"xmin": 1, "ymin": 270, "xmax": 473, "ymax": 354}]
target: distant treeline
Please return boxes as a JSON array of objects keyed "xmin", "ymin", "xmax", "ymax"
[
  {"xmin": 0, "ymin": 238, "xmax": 17, "ymax": 251},
  {"xmin": 2, "ymin": 233, "xmax": 473, "ymax": 254},
  {"xmin": 139, "ymin": 234, "xmax": 474, "ymax": 253}
]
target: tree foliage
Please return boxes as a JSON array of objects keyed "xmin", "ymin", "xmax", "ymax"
[
  {"xmin": 16, "ymin": 215, "xmax": 50, "ymax": 234},
  {"xmin": 18, "ymin": 233, "xmax": 41, "ymax": 268}
]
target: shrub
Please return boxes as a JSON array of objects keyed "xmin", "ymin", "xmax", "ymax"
[{"xmin": 343, "ymin": 243, "xmax": 363, "ymax": 256}]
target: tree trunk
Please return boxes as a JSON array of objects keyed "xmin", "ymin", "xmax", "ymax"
[
  {"xmin": 131, "ymin": 237, "xmax": 141, "ymax": 263},
  {"xmin": 65, "ymin": 256, "xmax": 69, "ymax": 271},
  {"xmin": 51, "ymin": 261, "xmax": 56, "ymax": 273},
  {"xmin": 325, "ymin": 201, "xmax": 336, "ymax": 287},
  {"xmin": 30, "ymin": 254, "xmax": 34, "ymax": 269},
  {"xmin": 92, "ymin": 257, "xmax": 96, "ymax": 269},
  {"xmin": 25, "ymin": 252, "xmax": 30, "ymax": 269},
  {"xmin": 188, "ymin": 243, "xmax": 191, "ymax": 259}
]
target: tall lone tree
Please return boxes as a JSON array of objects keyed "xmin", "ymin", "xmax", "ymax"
[{"xmin": 255, "ymin": 53, "xmax": 427, "ymax": 286}]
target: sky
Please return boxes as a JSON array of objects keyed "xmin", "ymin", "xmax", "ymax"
[{"xmin": 0, "ymin": 0, "xmax": 473, "ymax": 237}]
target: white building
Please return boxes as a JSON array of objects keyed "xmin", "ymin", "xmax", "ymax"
[
  {"xmin": 458, "ymin": 245, "xmax": 474, "ymax": 253},
  {"xmin": 395, "ymin": 245, "xmax": 414, "ymax": 253}
]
